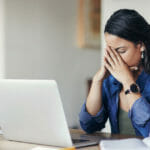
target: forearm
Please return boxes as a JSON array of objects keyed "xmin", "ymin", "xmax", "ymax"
[{"xmin": 86, "ymin": 80, "xmax": 103, "ymax": 116}]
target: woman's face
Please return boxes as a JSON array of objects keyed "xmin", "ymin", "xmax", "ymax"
[{"xmin": 104, "ymin": 32, "xmax": 143, "ymax": 67}]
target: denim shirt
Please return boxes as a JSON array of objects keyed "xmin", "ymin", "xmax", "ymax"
[{"xmin": 79, "ymin": 70, "xmax": 150, "ymax": 137}]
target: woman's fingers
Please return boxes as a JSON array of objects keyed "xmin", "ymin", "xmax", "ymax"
[
  {"xmin": 104, "ymin": 57, "xmax": 113, "ymax": 73},
  {"xmin": 105, "ymin": 51, "xmax": 115, "ymax": 68},
  {"xmin": 107, "ymin": 47, "xmax": 119, "ymax": 65},
  {"xmin": 111, "ymin": 47, "xmax": 123, "ymax": 63}
]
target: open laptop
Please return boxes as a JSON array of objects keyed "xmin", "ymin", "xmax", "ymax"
[{"xmin": 0, "ymin": 79, "xmax": 101, "ymax": 148}]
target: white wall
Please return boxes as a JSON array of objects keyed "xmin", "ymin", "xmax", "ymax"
[
  {"xmin": 0, "ymin": 0, "xmax": 5, "ymax": 79},
  {"xmin": 100, "ymin": 0, "xmax": 150, "ymax": 133},
  {"xmin": 3, "ymin": 0, "xmax": 100, "ymax": 127}
]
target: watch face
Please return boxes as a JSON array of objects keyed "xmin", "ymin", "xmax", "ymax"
[{"xmin": 130, "ymin": 84, "xmax": 139, "ymax": 93}]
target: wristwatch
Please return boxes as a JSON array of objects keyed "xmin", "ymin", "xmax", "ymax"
[{"xmin": 125, "ymin": 83, "xmax": 140, "ymax": 95}]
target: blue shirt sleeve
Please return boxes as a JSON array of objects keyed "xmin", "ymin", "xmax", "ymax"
[
  {"xmin": 79, "ymin": 81, "xmax": 108, "ymax": 133},
  {"xmin": 129, "ymin": 97, "xmax": 150, "ymax": 137}
]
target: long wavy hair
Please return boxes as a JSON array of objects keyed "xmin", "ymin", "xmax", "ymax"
[{"xmin": 104, "ymin": 9, "xmax": 150, "ymax": 74}]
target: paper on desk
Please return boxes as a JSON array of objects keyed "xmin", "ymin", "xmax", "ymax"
[
  {"xmin": 143, "ymin": 137, "xmax": 150, "ymax": 148},
  {"xmin": 100, "ymin": 138, "xmax": 150, "ymax": 150}
]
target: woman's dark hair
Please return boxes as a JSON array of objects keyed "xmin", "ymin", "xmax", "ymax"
[{"xmin": 104, "ymin": 9, "xmax": 150, "ymax": 74}]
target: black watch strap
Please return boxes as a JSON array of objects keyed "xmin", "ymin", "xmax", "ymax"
[{"xmin": 125, "ymin": 89, "xmax": 130, "ymax": 95}]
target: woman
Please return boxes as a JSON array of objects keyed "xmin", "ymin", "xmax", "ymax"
[{"xmin": 79, "ymin": 9, "xmax": 150, "ymax": 137}]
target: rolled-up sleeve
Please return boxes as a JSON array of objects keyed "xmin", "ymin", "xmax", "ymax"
[
  {"xmin": 79, "ymin": 103, "xmax": 108, "ymax": 133},
  {"xmin": 129, "ymin": 97, "xmax": 150, "ymax": 137}
]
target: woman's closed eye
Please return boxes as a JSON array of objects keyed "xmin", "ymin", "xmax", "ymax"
[{"xmin": 117, "ymin": 49, "xmax": 126, "ymax": 54}]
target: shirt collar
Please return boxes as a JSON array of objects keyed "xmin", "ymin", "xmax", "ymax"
[{"xmin": 109, "ymin": 75, "xmax": 122, "ymax": 95}]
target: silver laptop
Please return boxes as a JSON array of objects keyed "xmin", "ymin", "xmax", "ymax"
[{"xmin": 0, "ymin": 79, "xmax": 98, "ymax": 148}]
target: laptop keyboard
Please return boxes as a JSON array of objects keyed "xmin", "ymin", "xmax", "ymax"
[{"xmin": 72, "ymin": 138, "xmax": 89, "ymax": 144}]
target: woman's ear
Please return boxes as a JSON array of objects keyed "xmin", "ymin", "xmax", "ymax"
[{"xmin": 140, "ymin": 43, "xmax": 146, "ymax": 52}]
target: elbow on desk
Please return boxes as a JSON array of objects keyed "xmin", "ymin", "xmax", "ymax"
[
  {"xmin": 79, "ymin": 120, "xmax": 104, "ymax": 134},
  {"xmin": 79, "ymin": 121, "xmax": 95, "ymax": 134}
]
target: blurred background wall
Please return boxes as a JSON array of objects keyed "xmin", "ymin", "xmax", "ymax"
[
  {"xmin": 2, "ymin": 0, "xmax": 100, "ymax": 128},
  {"xmin": 0, "ymin": 0, "xmax": 5, "ymax": 79}
]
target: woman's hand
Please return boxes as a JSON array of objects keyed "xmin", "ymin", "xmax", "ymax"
[
  {"xmin": 104, "ymin": 47, "xmax": 135, "ymax": 85},
  {"xmin": 93, "ymin": 50, "xmax": 110, "ymax": 82},
  {"xmin": 93, "ymin": 66, "xmax": 109, "ymax": 82}
]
